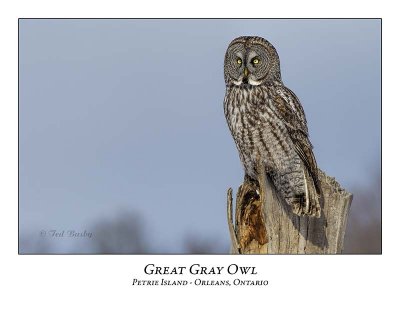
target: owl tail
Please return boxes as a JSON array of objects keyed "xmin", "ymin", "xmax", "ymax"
[{"xmin": 291, "ymin": 168, "xmax": 321, "ymax": 218}]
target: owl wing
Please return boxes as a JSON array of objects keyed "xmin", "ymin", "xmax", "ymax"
[{"xmin": 273, "ymin": 86, "xmax": 321, "ymax": 194}]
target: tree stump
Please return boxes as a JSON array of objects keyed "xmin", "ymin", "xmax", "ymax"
[{"xmin": 227, "ymin": 168, "xmax": 353, "ymax": 254}]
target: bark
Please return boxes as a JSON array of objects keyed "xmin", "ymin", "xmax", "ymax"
[{"xmin": 227, "ymin": 168, "xmax": 353, "ymax": 254}]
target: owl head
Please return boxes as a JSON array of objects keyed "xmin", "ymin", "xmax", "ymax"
[{"xmin": 224, "ymin": 36, "xmax": 281, "ymax": 86}]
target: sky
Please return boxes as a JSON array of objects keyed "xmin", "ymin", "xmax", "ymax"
[{"xmin": 19, "ymin": 19, "xmax": 381, "ymax": 253}]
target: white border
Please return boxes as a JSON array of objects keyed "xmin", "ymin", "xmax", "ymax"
[{"xmin": 1, "ymin": 0, "xmax": 397, "ymax": 307}]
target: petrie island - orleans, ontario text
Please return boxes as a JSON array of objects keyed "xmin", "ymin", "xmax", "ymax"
[{"xmin": 132, "ymin": 264, "xmax": 268, "ymax": 286}]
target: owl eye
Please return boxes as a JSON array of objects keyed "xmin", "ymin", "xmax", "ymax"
[
  {"xmin": 236, "ymin": 58, "xmax": 242, "ymax": 65},
  {"xmin": 252, "ymin": 58, "xmax": 260, "ymax": 65}
]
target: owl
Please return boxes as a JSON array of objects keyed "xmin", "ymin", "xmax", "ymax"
[{"xmin": 223, "ymin": 36, "xmax": 321, "ymax": 217}]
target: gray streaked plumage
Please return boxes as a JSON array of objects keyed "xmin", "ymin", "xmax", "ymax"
[{"xmin": 223, "ymin": 36, "xmax": 321, "ymax": 217}]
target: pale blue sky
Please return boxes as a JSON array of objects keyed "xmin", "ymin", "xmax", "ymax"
[{"xmin": 19, "ymin": 19, "xmax": 381, "ymax": 253}]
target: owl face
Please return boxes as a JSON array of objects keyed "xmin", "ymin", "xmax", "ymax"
[{"xmin": 224, "ymin": 36, "xmax": 281, "ymax": 86}]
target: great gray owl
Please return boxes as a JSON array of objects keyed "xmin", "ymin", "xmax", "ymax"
[{"xmin": 223, "ymin": 36, "xmax": 321, "ymax": 217}]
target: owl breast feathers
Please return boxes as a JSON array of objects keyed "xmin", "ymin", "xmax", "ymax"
[{"xmin": 223, "ymin": 36, "xmax": 321, "ymax": 217}]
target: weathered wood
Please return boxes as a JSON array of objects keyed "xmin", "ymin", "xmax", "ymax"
[{"xmin": 227, "ymin": 168, "xmax": 352, "ymax": 254}]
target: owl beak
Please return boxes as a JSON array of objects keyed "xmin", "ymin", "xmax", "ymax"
[{"xmin": 242, "ymin": 67, "xmax": 249, "ymax": 84}]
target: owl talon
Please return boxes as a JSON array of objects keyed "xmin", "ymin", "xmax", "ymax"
[{"xmin": 289, "ymin": 196, "xmax": 320, "ymax": 218}]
